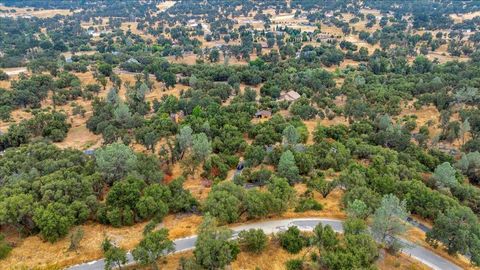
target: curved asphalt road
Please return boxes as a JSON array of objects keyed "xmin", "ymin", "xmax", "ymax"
[{"xmin": 67, "ymin": 218, "xmax": 462, "ymax": 270}]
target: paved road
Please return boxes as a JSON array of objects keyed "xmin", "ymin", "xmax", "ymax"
[{"xmin": 67, "ymin": 218, "xmax": 462, "ymax": 270}]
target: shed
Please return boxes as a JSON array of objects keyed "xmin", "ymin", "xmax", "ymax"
[
  {"xmin": 255, "ymin": 110, "xmax": 272, "ymax": 118},
  {"xmin": 279, "ymin": 90, "xmax": 301, "ymax": 102}
]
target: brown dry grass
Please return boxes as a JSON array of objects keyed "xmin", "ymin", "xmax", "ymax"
[
  {"xmin": 450, "ymin": 11, "xmax": 480, "ymax": 23},
  {"xmin": 1, "ymin": 67, "xmax": 28, "ymax": 76},
  {"xmin": 0, "ymin": 79, "xmax": 11, "ymax": 89},
  {"xmin": 120, "ymin": 22, "xmax": 155, "ymax": 40},
  {"xmin": 0, "ymin": 109, "xmax": 32, "ymax": 133},
  {"xmin": 377, "ymin": 252, "xmax": 430, "ymax": 270},
  {"xmin": 0, "ymin": 214, "xmax": 202, "ymax": 270},
  {"xmin": 397, "ymin": 101, "xmax": 441, "ymax": 137},
  {"xmin": 54, "ymin": 124, "xmax": 101, "ymax": 150},
  {"xmin": 156, "ymin": 1, "xmax": 176, "ymax": 12},
  {"xmin": 233, "ymin": 240, "xmax": 303, "ymax": 270},
  {"xmin": 289, "ymin": 184, "xmax": 346, "ymax": 219},
  {"xmin": 0, "ymin": 6, "xmax": 73, "ymax": 18}
]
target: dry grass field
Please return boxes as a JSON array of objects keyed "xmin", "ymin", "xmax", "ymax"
[
  {"xmin": 0, "ymin": 214, "xmax": 203, "ymax": 270},
  {"xmin": 156, "ymin": 1, "xmax": 176, "ymax": 12},
  {"xmin": 0, "ymin": 6, "xmax": 74, "ymax": 18},
  {"xmin": 450, "ymin": 11, "xmax": 480, "ymax": 23}
]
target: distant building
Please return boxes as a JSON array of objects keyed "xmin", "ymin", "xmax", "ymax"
[
  {"xmin": 65, "ymin": 57, "xmax": 73, "ymax": 63},
  {"xmin": 325, "ymin": 11, "xmax": 334, "ymax": 18},
  {"xmin": 126, "ymin": 58, "xmax": 140, "ymax": 65},
  {"xmin": 255, "ymin": 110, "xmax": 272, "ymax": 118},
  {"xmin": 316, "ymin": 33, "xmax": 335, "ymax": 42},
  {"xmin": 279, "ymin": 90, "xmax": 301, "ymax": 102}
]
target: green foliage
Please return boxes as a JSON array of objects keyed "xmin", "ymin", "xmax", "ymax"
[
  {"xmin": 282, "ymin": 125, "xmax": 299, "ymax": 146},
  {"xmin": 456, "ymin": 152, "xmax": 480, "ymax": 185},
  {"xmin": 285, "ymin": 259, "xmax": 303, "ymax": 270},
  {"xmin": 100, "ymin": 176, "xmax": 172, "ymax": 227},
  {"xmin": 0, "ymin": 234, "xmax": 12, "ymax": 259},
  {"xmin": 98, "ymin": 63, "xmax": 113, "ymax": 77},
  {"xmin": 95, "ymin": 143, "xmax": 138, "ymax": 183},
  {"xmin": 192, "ymin": 132, "xmax": 211, "ymax": 162},
  {"xmin": 371, "ymin": 194, "xmax": 409, "ymax": 252},
  {"xmin": 427, "ymin": 206, "xmax": 480, "ymax": 265},
  {"xmin": 68, "ymin": 227, "xmax": 84, "ymax": 251},
  {"xmin": 238, "ymin": 229, "xmax": 268, "ymax": 254},
  {"xmin": 346, "ymin": 199, "xmax": 370, "ymax": 220},
  {"xmin": 33, "ymin": 202, "xmax": 75, "ymax": 243},
  {"xmin": 102, "ymin": 237, "xmax": 127, "ymax": 270},
  {"xmin": 0, "ymin": 70, "xmax": 9, "ymax": 81},
  {"xmin": 320, "ymin": 234, "xmax": 378, "ymax": 270},
  {"xmin": 194, "ymin": 215, "xmax": 239, "ymax": 269},
  {"xmin": 132, "ymin": 228, "xmax": 175, "ymax": 270},
  {"xmin": 313, "ymin": 219, "xmax": 378, "ymax": 269},
  {"xmin": 342, "ymin": 186, "xmax": 381, "ymax": 213},
  {"xmin": 268, "ymin": 177, "xmax": 296, "ymax": 213},
  {"xmin": 167, "ymin": 177, "xmax": 199, "ymax": 213},
  {"xmin": 245, "ymin": 189, "xmax": 275, "ymax": 219},
  {"xmin": 343, "ymin": 218, "xmax": 368, "ymax": 235},
  {"xmin": 0, "ymin": 143, "xmax": 94, "ymax": 234},
  {"xmin": 432, "ymin": 162, "xmax": 458, "ymax": 189},
  {"xmin": 277, "ymin": 150, "xmax": 300, "ymax": 184},
  {"xmin": 244, "ymin": 145, "xmax": 266, "ymax": 167},
  {"xmin": 278, "ymin": 226, "xmax": 306, "ymax": 254},
  {"xmin": 204, "ymin": 188, "xmax": 243, "ymax": 224},
  {"xmin": 290, "ymin": 98, "xmax": 318, "ymax": 120},
  {"xmin": 0, "ymin": 110, "xmax": 70, "ymax": 147},
  {"xmin": 313, "ymin": 223, "xmax": 338, "ymax": 251},
  {"xmin": 204, "ymin": 182, "xmax": 245, "ymax": 224},
  {"xmin": 295, "ymin": 197, "xmax": 323, "ymax": 212}
]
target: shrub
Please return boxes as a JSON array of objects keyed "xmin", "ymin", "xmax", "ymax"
[
  {"xmin": 295, "ymin": 197, "xmax": 323, "ymax": 212},
  {"xmin": 278, "ymin": 227, "xmax": 305, "ymax": 254},
  {"xmin": 0, "ymin": 234, "xmax": 12, "ymax": 259},
  {"xmin": 238, "ymin": 229, "xmax": 268, "ymax": 254},
  {"xmin": 285, "ymin": 259, "xmax": 303, "ymax": 270}
]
